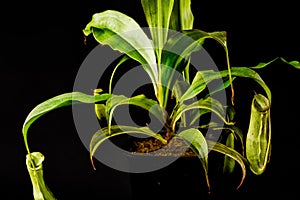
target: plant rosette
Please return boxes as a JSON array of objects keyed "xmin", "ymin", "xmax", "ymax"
[{"xmin": 22, "ymin": 0, "xmax": 300, "ymax": 199}]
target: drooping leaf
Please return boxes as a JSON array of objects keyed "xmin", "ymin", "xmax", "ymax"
[
  {"xmin": 179, "ymin": 70, "xmax": 225, "ymax": 102},
  {"xmin": 26, "ymin": 152, "xmax": 56, "ymax": 200},
  {"xmin": 172, "ymin": 80, "xmax": 190, "ymax": 102},
  {"xmin": 206, "ymin": 77, "xmax": 236, "ymax": 98},
  {"xmin": 83, "ymin": 10, "xmax": 158, "ymax": 94},
  {"xmin": 170, "ymin": 97, "xmax": 232, "ymax": 131},
  {"xmin": 249, "ymin": 57, "xmax": 279, "ymax": 69},
  {"xmin": 90, "ymin": 125, "xmax": 167, "ymax": 169},
  {"xmin": 282, "ymin": 58, "xmax": 300, "ymax": 69},
  {"xmin": 177, "ymin": 128, "xmax": 210, "ymax": 191},
  {"xmin": 207, "ymin": 140, "xmax": 247, "ymax": 189},
  {"xmin": 172, "ymin": 65, "xmax": 271, "ymax": 129},
  {"xmin": 171, "ymin": 80, "xmax": 192, "ymax": 127},
  {"xmin": 189, "ymin": 102, "xmax": 235, "ymax": 128},
  {"xmin": 228, "ymin": 67, "xmax": 272, "ymax": 104},
  {"xmin": 22, "ymin": 92, "xmax": 111, "ymax": 153},
  {"xmin": 246, "ymin": 94, "xmax": 271, "ymax": 175},
  {"xmin": 228, "ymin": 57, "xmax": 300, "ymax": 104},
  {"xmin": 161, "ymin": 30, "xmax": 227, "ymax": 74},
  {"xmin": 189, "ymin": 109, "xmax": 212, "ymax": 127},
  {"xmin": 177, "ymin": 30, "xmax": 233, "ymax": 102},
  {"xmin": 223, "ymin": 126, "xmax": 245, "ymax": 156},
  {"xmin": 159, "ymin": 30, "xmax": 228, "ymax": 108},
  {"xmin": 250, "ymin": 57, "xmax": 300, "ymax": 70},
  {"xmin": 223, "ymin": 133, "xmax": 236, "ymax": 174},
  {"xmin": 190, "ymin": 67, "xmax": 272, "ymax": 104},
  {"xmin": 109, "ymin": 55, "xmax": 131, "ymax": 94},
  {"xmin": 170, "ymin": 0, "xmax": 194, "ymax": 31},
  {"xmin": 177, "ymin": 63, "xmax": 272, "ymax": 105},
  {"xmin": 106, "ymin": 94, "xmax": 166, "ymax": 133}
]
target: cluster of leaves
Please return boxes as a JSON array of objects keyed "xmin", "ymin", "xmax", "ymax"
[{"xmin": 22, "ymin": 0, "xmax": 299, "ymax": 199}]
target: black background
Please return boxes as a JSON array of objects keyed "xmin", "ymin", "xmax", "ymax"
[{"xmin": 1, "ymin": 0, "xmax": 300, "ymax": 199}]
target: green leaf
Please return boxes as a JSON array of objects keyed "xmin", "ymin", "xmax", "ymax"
[
  {"xmin": 249, "ymin": 57, "xmax": 279, "ymax": 69},
  {"xmin": 170, "ymin": 0, "xmax": 194, "ymax": 31},
  {"xmin": 109, "ymin": 55, "xmax": 131, "ymax": 94},
  {"xmin": 141, "ymin": 0, "xmax": 174, "ymax": 61},
  {"xmin": 179, "ymin": 72, "xmax": 207, "ymax": 102},
  {"xmin": 90, "ymin": 125, "xmax": 167, "ymax": 169},
  {"xmin": 182, "ymin": 63, "xmax": 272, "ymax": 104},
  {"xmin": 106, "ymin": 94, "xmax": 166, "ymax": 133},
  {"xmin": 189, "ymin": 102, "xmax": 236, "ymax": 128},
  {"xmin": 240, "ymin": 57, "xmax": 299, "ymax": 103},
  {"xmin": 179, "ymin": 70, "xmax": 225, "ymax": 102},
  {"xmin": 171, "ymin": 97, "xmax": 232, "ymax": 131},
  {"xmin": 172, "ymin": 80, "xmax": 189, "ymax": 102},
  {"xmin": 83, "ymin": 10, "xmax": 158, "ymax": 94},
  {"xmin": 223, "ymin": 133, "xmax": 236, "ymax": 174},
  {"xmin": 174, "ymin": 65, "xmax": 271, "ymax": 128},
  {"xmin": 22, "ymin": 92, "xmax": 111, "ymax": 153},
  {"xmin": 162, "ymin": 30, "xmax": 227, "ymax": 74},
  {"xmin": 177, "ymin": 128, "xmax": 210, "ymax": 191},
  {"xmin": 225, "ymin": 126, "xmax": 245, "ymax": 156},
  {"xmin": 229, "ymin": 67, "xmax": 272, "ymax": 104},
  {"xmin": 284, "ymin": 59, "xmax": 300, "ymax": 69},
  {"xmin": 26, "ymin": 152, "xmax": 56, "ymax": 200},
  {"xmin": 159, "ymin": 30, "xmax": 228, "ymax": 108},
  {"xmin": 207, "ymin": 77, "xmax": 236, "ymax": 98},
  {"xmin": 177, "ymin": 66, "xmax": 271, "ymax": 105},
  {"xmin": 250, "ymin": 57, "xmax": 300, "ymax": 70},
  {"xmin": 246, "ymin": 94, "xmax": 271, "ymax": 175},
  {"xmin": 207, "ymin": 140, "xmax": 247, "ymax": 189}
]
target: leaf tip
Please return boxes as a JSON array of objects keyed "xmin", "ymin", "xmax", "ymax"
[{"xmin": 90, "ymin": 156, "xmax": 97, "ymax": 170}]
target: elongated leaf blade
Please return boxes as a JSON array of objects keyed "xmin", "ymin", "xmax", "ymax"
[
  {"xmin": 176, "ymin": 66, "xmax": 271, "ymax": 127},
  {"xmin": 170, "ymin": 0, "xmax": 194, "ymax": 30},
  {"xmin": 229, "ymin": 67, "xmax": 272, "ymax": 103},
  {"xmin": 90, "ymin": 125, "xmax": 167, "ymax": 169},
  {"xmin": 169, "ymin": 0, "xmax": 194, "ymax": 85},
  {"xmin": 106, "ymin": 94, "xmax": 166, "ymax": 133},
  {"xmin": 141, "ymin": 0, "xmax": 174, "ymax": 57},
  {"xmin": 172, "ymin": 80, "xmax": 189, "ymax": 102},
  {"xmin": 223, "ymin": 133, "xmax": 236, "ymax": 174},
  {"xmin": 160, "ymin": 30, "xmax": 227, "ymax": 106},
  {"xmin": 250, "ymin": 57, "xmax": 300, "ymax": 70},
  {"xmin": 177, "ymin": 128, "xmax": 210, "ymax": 190},
  {"xmin": 190, "ymin": 67, "xmax": 272, "ymax": 104},
  {"xmin": 109, "ymin": 55, "xmax": 131, "ymax": 94},
  {"xmin": 177, "ymin": 60, "xmax": 273, "ymax": 105},
  {"xmin": 228, "ymin": 56, "xmax": 300, "ymax": 104},
  {"xmin": 246, "ymin": 94, "xmax": 271, "ymax": 175},
  {"xmin": 22, "ymin": 92, "xmax": 111, "ymax": 153},
  {"xmin": 83, "ymin": 10, "xmax": 158, "ymax": 92},
  {"xmin": 207, "ymin": 77, "xmax": 236, "ymax": 98},
  {"xmin": 179, "ymin": 70, "xmax": 225, "ymax": 102},
  {"xmin": 224, "ymin": 126, "xmax": 245, "ymax": 156},
  {"xmin": 283, "ymin": 59, "xmax": 300, "ymax": 69},
  {"xmin": 171, "ymin": 97, "xmax": 231, "ymax": 131},
  {"xmin": 207, "ymin": 140, "xmax": 247, "ymax": 189},
  {"xmin": 162, "ymin": 30, "xmax": 226, "ymax": 74},
  {"xmin": 249, "ymin": 57, "xmax": 279, "ymax": 69}
]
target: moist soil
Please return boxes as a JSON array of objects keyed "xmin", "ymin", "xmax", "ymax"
[{"xmin": 129, "ymin": 134, "xmax": 197, "ymax": 157}]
